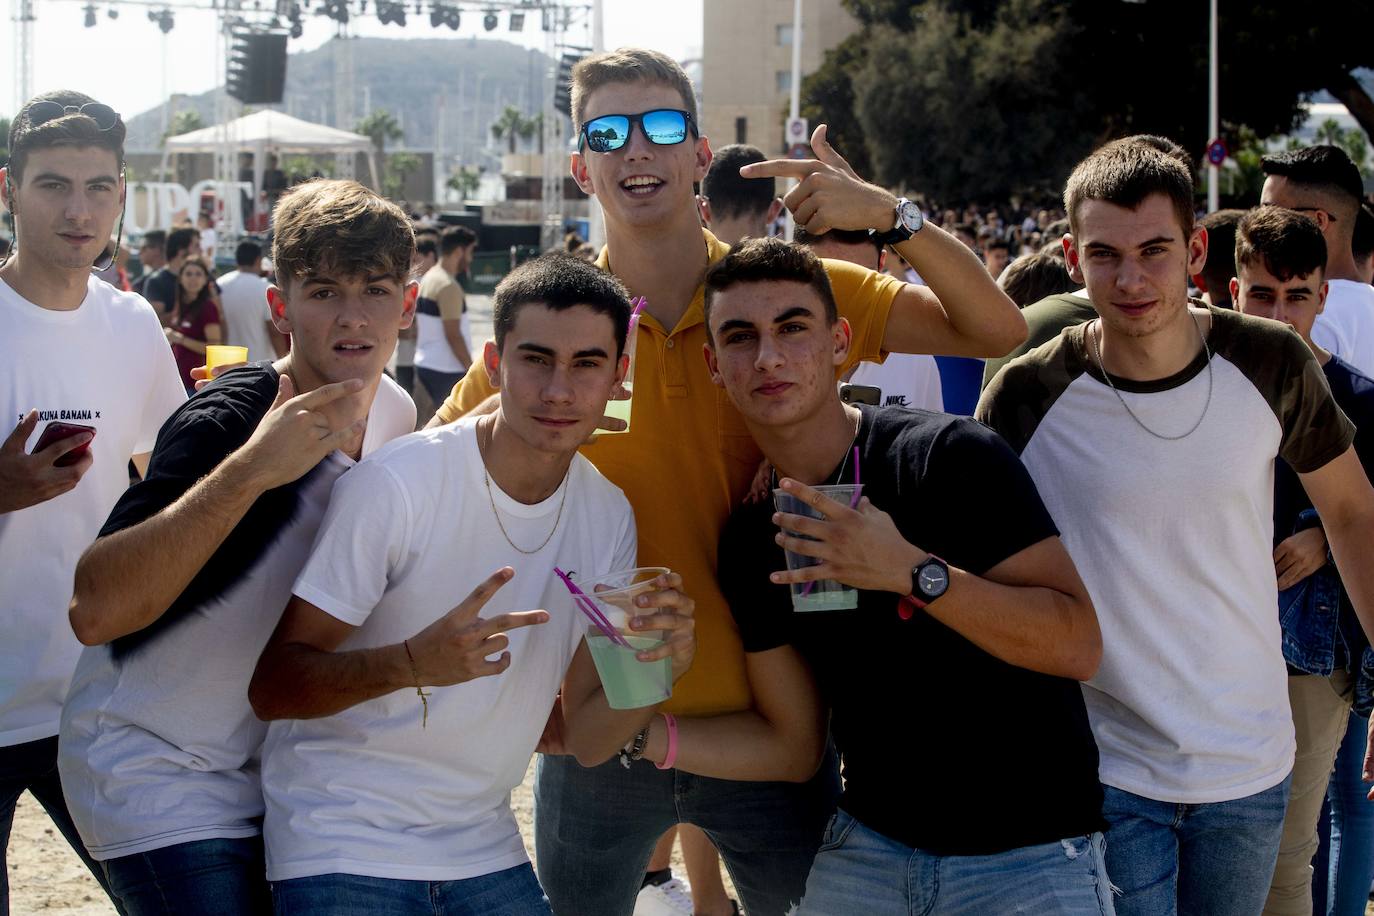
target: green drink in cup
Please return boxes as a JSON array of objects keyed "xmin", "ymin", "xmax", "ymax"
[
  {"xmin": 601, "ymin": 299, "xmax": 644, "ymax": 435},
  {"xmin": 578, "ymin": 566, "xmax": 672, "ymax": 709},
  {"xmin": 773, "ymin": 484, "xmax": 864, "ymax": 612}
]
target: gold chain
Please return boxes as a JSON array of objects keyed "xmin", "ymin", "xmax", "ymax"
[{"xmin": 481, "ymin": 420, "xmax": 568, "ymax": 555}]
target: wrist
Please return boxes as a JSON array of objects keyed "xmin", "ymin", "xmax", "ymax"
[
  {"xmin": 891, "ymin": 542, "xmax": 931, "ymax": 594},
  {"xmin": 642, "ymin": 715, "xmax": 667, "ymax": 764},
  {"xmin": 870, "ymin": 190, "xmax": 900, "ymax": 232},
  {"xmin": 220, "ymin": 446, "xmax": 277, "ymax": 498}
]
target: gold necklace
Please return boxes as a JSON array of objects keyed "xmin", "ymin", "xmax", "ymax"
[{"xmin": 480, "ymin": 420, "xmax": 568, "ymax": 555}]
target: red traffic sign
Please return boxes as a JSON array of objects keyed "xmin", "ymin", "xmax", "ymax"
[{"xmin": 1206, "ymin": 138, "xmax": 1229, "ymax": 166}]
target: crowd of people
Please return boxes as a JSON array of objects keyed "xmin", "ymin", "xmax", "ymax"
[{"xmin": 4, "ymin": 44, "xmax": 1374, "ymax": 916}]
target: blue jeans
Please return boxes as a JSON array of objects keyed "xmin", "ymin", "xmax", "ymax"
[
  {"xmin": 796, "ymin": 809, "xmax": 1115, "ymax": 915},
  {"xmin": 534, "ymin": 749, "xmax": 841, "ymax": 916},
  {"xmin": 1102, "ymin": 776, "xmax": 1292, "ymax": 916},
  {"xmin": 102, "ymin": 836, "xmax": 270, "ymax": 915},
  {"xmin": 416, "ymin": 367, "xmax": 465, "ymax": 406},
  {"xmin": 1325, "ymin": 710, "xmax": 1374, "ymax": 916},
  {"xmin": 271, "ymin": 864, "xmax": 550, "ymax": 915},
  {"xmin": 0, "ymin": 736, "xmax": 122, "ymax": 916}
]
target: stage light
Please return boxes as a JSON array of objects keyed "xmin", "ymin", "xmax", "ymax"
[
  {"xmin": 429, "ymin": 2, "xmax": 458, "ymax": 29},
  {"xmin": 482, "ymin": 10, "xmax": 497, "ymax": 30},
  {"xmin": 107, "ymin": 6, "xmax": 118, "ymax": 18},
  {"xmin": 147, "ymin": 7, "xmax": 175, "ymax": 32},
  {"xmin": 84, "ymin": 3, "xmax": 97, "ymax": 26},
  {"xmin": 376, "ymin": 0, "xmax": 405, "ymax": 26},
  {"xmin": 508, "ymin": 11, "xmax": 523, "ymax": 30}
]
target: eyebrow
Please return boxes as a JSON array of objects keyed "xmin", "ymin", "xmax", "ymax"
[
  {"xmin": 516, "ymin": 342, "xmax": 610, "ymax": 359},
  {"xmin": 30, "ymin": 172, "xmax": 119, "ymax": 186},
  {"xmin": 300, "ymin": 274, "xmax": 395, "ymax": 289},
  {"xmin": 1083, "ymin": 235, "xmax": 1175, "ymax": 252}
]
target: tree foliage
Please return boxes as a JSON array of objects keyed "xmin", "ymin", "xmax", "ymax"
[
  {"xmin": 161, "ymin": 109, "xmax": 205, "ymax": 145},
  {"xmin": 808, "ymin": 0, "xmax": 1374, "ymax": 202},
  {"xmin": 446, "ymin": 165, "xmax": 482, "ymax": 198},
  {"xmin": 490, "ymin": 106, "xmax": 542, "ymax": 155},
  {"xmin": 384, "ymin": 151, "xmax": 421, "ymax": 200}
]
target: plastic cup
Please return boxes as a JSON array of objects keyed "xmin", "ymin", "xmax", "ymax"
[
  {"xmin": 205, "ymin": 345, "xmax": 249, "ymax": 375},
  {"xmin": 580, "ymin": 566, "xmax": 671, "ymax": 709},
  {"xmin": 600, "ymin": 319, "xmax": 639, "ymax": 434},
  {"xmin": 773, "ymin": 485, "xmax": 863, "ymax": 612}
]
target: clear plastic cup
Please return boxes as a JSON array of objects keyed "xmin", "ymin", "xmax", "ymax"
[
  {"xmin": 600, "ymin": 319, "xmax": 639, "ymax": 434},
  {"xmin": 580, "ymin": 566, "xmax": 671, "ymax": 709},
  {"xmin": 773, "ymin": 485, "xmax": 863, "ymax": 612},
  {"xmin": 205, "ymin": 345, "xmax": 249, "ymax": 375}
]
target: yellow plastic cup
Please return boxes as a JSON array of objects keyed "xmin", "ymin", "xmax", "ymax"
[{"xmin": 205, "ymin": 345, "xmax": 249, "ymax": 376}]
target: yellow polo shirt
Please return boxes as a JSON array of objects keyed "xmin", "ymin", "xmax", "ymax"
[{"xmin": 437, "ymin": 230, "xmax": 901, "ymax": 715}]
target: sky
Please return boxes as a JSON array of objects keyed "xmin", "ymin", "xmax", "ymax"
[{"xmin": 9, "ymin": 0, "xmax": 703, "ymax": 119}]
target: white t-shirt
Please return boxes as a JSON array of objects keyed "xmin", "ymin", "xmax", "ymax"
[
  {"xmin": 0, "ymin": 276, "xmax": 185, "ymax": 748},
  {"xmin": 200, "ymin": 227, "xmax": 218, "ymax": 261},
  {"xmin": 978, "ymin": 308, "xmax": 1354, "ymax": 804},
  {"xmin": 58, "ymin": 369, "xmax": 414, "ymax": 860},
  {"xmin": 849, "ymin": 353, "xmax": 944, "ymax": 412},
  {"xmin": 1312, "ymin": 279, "xmax": 1374, "ymax": 379},
  {"xmin": 262, "ymin": 417, "xmax": 636, "ymax": 882},
  {"xmin": 413, "ymin": 264, "xmax": 471, "ymax": 375},
  {"xmin": 216, "ymin": 270, "xmax": 274, "ymax": 362}
]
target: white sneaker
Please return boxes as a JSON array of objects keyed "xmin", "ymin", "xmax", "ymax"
[{"xmin": 635, "ymin": 876, "xmax": 695, "ymax": 916}]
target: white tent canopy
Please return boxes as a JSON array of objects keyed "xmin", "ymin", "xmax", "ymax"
[{"xmin": 163, "ymin": 109, "xmax": 379, "ymax": 193}]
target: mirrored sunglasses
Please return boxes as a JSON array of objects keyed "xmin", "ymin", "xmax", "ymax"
[
  {"xmin": 25, "ymin": 101, "xmax": 121, "ymax": 131},
  {"xmin": 580, "ymin": 109, "xmax": 694, "ymax": 154}
]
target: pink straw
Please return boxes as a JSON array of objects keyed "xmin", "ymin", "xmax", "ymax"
[
  {"xmin": 799, "ymin": 446, "xmax": 861, "ymax": 598},
  {"xmin": 554, "ymin": 567, "xmax": 632, "ymax": 647}
]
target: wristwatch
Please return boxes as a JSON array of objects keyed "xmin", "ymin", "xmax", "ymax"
[
  {"xmin": 903, "ymin": 556, "xmax": 949, "ymax": 611},
  {"xmin": 870, "ymin": 197, "xmax": 924, "ymax": 247}
]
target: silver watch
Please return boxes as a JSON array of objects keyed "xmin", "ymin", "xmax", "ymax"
[{"xmin": 871, "ymin": 197, "xmax": 924, "ymax": 246}]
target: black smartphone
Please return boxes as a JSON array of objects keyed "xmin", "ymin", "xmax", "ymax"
[
  {"xmin": 839, "ymin": 383, "xmax": 881, "ymax": 406},
  {"xmin": 33, "ymin": 421, "xmax": 96, "ymax": 467}
]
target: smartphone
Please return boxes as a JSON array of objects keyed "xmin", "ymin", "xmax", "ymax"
[
  {"xmin": 33, "ymin": 421, "xmax": 96, "ymax": 467},
  {"xmin": 839, "ymin": 383, "xmax": 882, "ymax": 407}
]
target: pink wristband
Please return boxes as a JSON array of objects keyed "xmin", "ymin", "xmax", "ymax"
[{"xmin": 654, "ymin": 712, "xmax": 678, "ymax": 770}]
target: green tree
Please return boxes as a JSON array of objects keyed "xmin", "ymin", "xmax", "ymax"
[
  {"xmin": 355, "ymin": 109, "xmax": 405, "ymax": 180},
  {"xmin": 446, "ymin": 165, "xmax": 482, "ymax": 198},
  {"xmin": 282, "ymin": 155, "xmax": 335, "ymax": 181},
  {"xmin": 384, "ymin": 151, "xmax": 421, "ymax": 200},
  {"xmin": 161, "ymin": 109, "xmax": 205, "ymax": 145},
  {"xmin": 491, "ymin": 105, "xmax": 533, "ymax": 154}
]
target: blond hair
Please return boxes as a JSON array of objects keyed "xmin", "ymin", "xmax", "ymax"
[
  {"xmin": 271, "ymin": 179, "xmax": 414, "ymax": 286},
  {"xmin": 571, "ymin": 48, "xmax": 698, "ymax": 131}
]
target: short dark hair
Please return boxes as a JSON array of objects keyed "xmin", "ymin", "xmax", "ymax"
[
  {"xmin": 793, "ymin": 226, "xmax": 883, "ymax": 259},
  {"xmin": 1102, "ymin": 134, "xmax": 1195, "ymax": 179},
  {"xmin": 415, "ymin": 236, "xmax": 438, "ymax": 260},
  {"xmin": 953, "ymin": 223, "xmax": 977, "ymax": 238},
  {"xmin": 1355, "ymin": 205, "xmax": 1374, "ymax": 261},
  {"xmin": 492, "ymin": 253, "xmax": 632, "ymax": 356},
  {"xmin": 702, "ymin": 144, "xmax": 774, "ymax": 221},
  {"xmin": 1262, "ymin": 145, "xmax": 1365, "ymax": 206},
  {"xmin": 703, "ymin": 237, "xmax": 838, "ymax": 339},
  {"xmin": 440, "ymin": 225, "xmax": 478, "ymax": 255},
  {"xmin": 984, "ymin": 237, "xmax": 1010, "ymax": 253},
  {"xmin": 998, "ymin": 253, "xmax": 1075, "ymax": 308},
  {"xmin": 7, "ymin": 90, "xmax": 126, "ymax": 182},
  {"xmin": 234, "ymin": 239, "xmax": 262, "ymax": 267},
  {"xmin": 1235, "ymin": 206, "xmax": 1327, "ymax": 283},
  {"xmin": 1065, "ymin": 141, "xmax": 1196, "ymax": 239},
  {"xmin": 271, "ymin": 179, "xmax": 414, "ymax": 285},
  {"xmin": 1198, "ymin": 208, "xmax": 1245, "ymax": 303},
  {"xmin": 166, "ymin": 227, "xmax": 199, "ymax": 261},
  {"xmin": 139, "ymin": 229, "xmax": 166, "ymax": 252}
]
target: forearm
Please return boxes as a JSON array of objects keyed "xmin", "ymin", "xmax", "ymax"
[
  {"xmin": 560, "ymin": 691, "xmax": 658, "ymax": 767},
  {"xmin": 641, "ymin": 710, "xmax": 823, "ymax": 783},
  {"xmin": 70, "ymin": 456, "xmax": 267, "ymax": 645},
  {"xmin": 249, "ymin": 640, "xmax": 413, "ymax": 721},
  {"xmin": 924, "ymin": 566, "xmax": 1100, "ymax": 681},
  {"xmin": 891, "ymin": 224, "xmax": 1026, "ymax": 357},
  {"xmin": 1326, "ymin": 504, "xmax": 1374, "ymax": 645},
  {"xmin": 425, "ymin": 391, "xmax": 498, "ymax": 429},
  {"xmin": 173, "ymin": 332, "xmax": 208, "ymax": 355}
]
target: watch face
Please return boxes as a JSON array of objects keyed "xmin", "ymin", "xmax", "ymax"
[
  {"xmin": 918, "ymin": 562, "xmax": 948, "ymax": 597},
  {"xmin": 898, "ymin": 201, "xmax": 924, "ymax": 234}
]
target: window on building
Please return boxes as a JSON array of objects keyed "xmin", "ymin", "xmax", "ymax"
[
  {"xmin": 776, "ymin": 70, "xmax": 792, "ymax": 93},
  {"xmin": 735, "ymin": 116, "xmax": 747, "ymax": 144},
  {"xmin": 777, "ymin": 24, "xmax": 793, "ymax": 46}
]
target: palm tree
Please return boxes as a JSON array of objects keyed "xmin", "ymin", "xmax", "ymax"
[
  {"xmin": 447, "ymin": 165, "xmax": 482, "ymax": 199},
  {"xmin": 162, "ymin": 109, "xmax": 205, "ymax": 145},
  {"xmin": 490, "ymin": 105, "xmax": 526, "ymax": 155},
  {"xmin": 355, "ymin": 109, "xmax": 404, "ymax": 182}
]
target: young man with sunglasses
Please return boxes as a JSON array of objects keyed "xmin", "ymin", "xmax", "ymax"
[
  {"xmin": 430, "ymin": 47, "xmax": 1026, "ymax": 916},
  {"xmin": 1261, "ymin": 146, "xmax": 1374, "ymax": 380},
  {"xmin": 0, "ymin": 91, "xmax": 185, "ymax": 913}
]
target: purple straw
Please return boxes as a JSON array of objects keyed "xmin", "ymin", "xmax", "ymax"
[
  {"xmin": 554, "ymin": 567, "xmax": 632, "ymax": 647},
  {"xmin": 799, "ymin": 446, "xmax": 861, "ymax": 598}
]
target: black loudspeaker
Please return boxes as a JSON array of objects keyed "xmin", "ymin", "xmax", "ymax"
[{"xmin": 227, "ymin": 32, "xmax": 288, "ymax": 105}]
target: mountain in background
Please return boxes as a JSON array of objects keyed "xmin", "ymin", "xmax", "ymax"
[{"xmin": 126, "ymin": 36, "xmax": 556, "ymax": 172}]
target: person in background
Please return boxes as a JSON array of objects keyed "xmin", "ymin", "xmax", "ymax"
[
  {"xmin": 144, "ymin": 226, "xmax": 201, "ymax": 324},
  {"xmin": 131, "ymin": 230, "xmax": 166, "ymax": 297},
  {"xmin": 1352, "ymin": 204, "xmax": 1373, "ymax": 285},
  {"xmin": 413, "ymin": 225, "xmax": 476, "ymax": 417},
  {"xmin": 983, "ymin": 237, "xmax": 1011, "ymax": 282},
  {"xmin": 698, "ymin": 144, "xmax": 782, "ymax": 245},
  {"xmin": 218, "ymin": 240, "xmax": 283, "ymax": 362},
  {"xmin": 1194, "ymin": 209, "xmax": 1244, "ymax": 310},
  {"xmin": 998, "ymin": 251, "xmax": 1077, "ymax": 309},
  {"xmin": 394, "ymin": 233, "xmax": 437, "ymax": 401},
  {"xmin": 166, "ymin": 257, "xmax": 223, "ymax": 393},
  {"xmin": 197, "ymin": 212, "xmax": 218, "ymax": 263}
]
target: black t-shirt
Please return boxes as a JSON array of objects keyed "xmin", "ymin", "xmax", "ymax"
[
  {"xmin": 100, "ymin": 363, "xmax": 309, "ymax": 658},
  {"xmin": 718, "ymin": 405, "xmax": 1105, "ymax": 856},
  {"xmin": 142, "ymin": 267, "xmax": 178, "ymax": 317}
]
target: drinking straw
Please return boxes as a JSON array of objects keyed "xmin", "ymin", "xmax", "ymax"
[
  {"xmin": 554, "ymin": 567, "xmax": 632, "ymax": 647},
  {"xmin": 798, "ymin": 446, "xmax": 862, "ymax": 598}
]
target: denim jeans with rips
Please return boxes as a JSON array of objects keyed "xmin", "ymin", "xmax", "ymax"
[{"xmin": 1102, "ymin": 775, "xmax": 1292, "ymax": 916}]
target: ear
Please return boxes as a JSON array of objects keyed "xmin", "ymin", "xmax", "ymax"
[
  {"xmin": 0, "ymin": 166, "xmax": 13, "ymax": 213},
  {"xmin": 877, "ymin": 249, "xmax": 887, "ymax": 272},
  {"xmin": 833, "ymin": 316, "xmax": 854, "ymax": 368},
  {"xmin": 399, "ymin": 280, "xmax": 418, "ymax": 330},
  {"xmin": 570, "ymin": 152, "xmax": 594, "ymax": 197},
  {"xmin": 1187, "ymin": 225, "xmax": 1208, "ymax": 278},
  {"xmin": 694, "ymin": 136, "xmax": 713, "ymax": 183},
  {"xmin": 1318, "ymin": 280, "xmax": 1328, "ymax": 316},
  {"xmin": 483, "ymin": 340, "xmax": 502, "ymax": 390},
  {"xmin": 1312, "ymin": 209, "xmax": 1332, "ymax": 233},
  {"xmin": 1063, "ymin": 234, "xmax": 1084, "ymax": 285},
  {"xmin": 1228, "ymin": 277, "xmax": 1240, "ymax": 307},
  {"xmin": 697, "ymin": 196, "xmax": 713, "ymax": 227},
  {"xmin": 267, "ymin": 286, "xmax": 291, "ymax": 333},
  {"xmin": 766, "ymin": 197, "xmax": 784, "ymax": 224},
  {"xmin": 702, "ymin": 340, "xmax": 724, "ymax": 388},
  {"xmin": 615, "ymin": 351, "xmax": 629, "ymax": 387}
]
